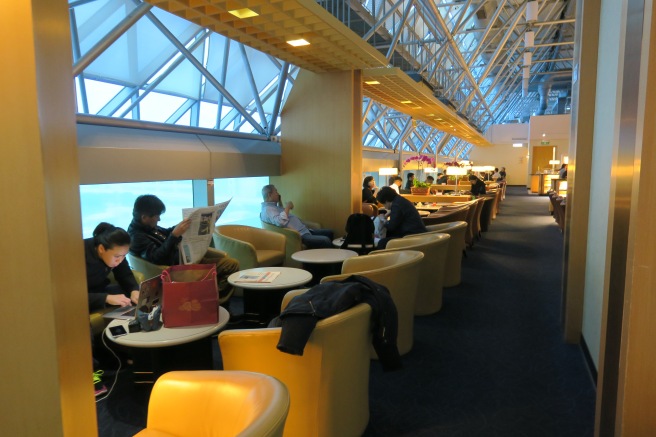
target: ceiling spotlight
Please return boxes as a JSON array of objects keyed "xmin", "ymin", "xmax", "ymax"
[
  {"xmin": 364, "ymin": 80, "xmax": 380, "ymax": 85},
  {"xmin": 287, "ymin": 38, "xmax": 310, "ymax": 47},
  {"xmin": 228, "ymin": 8, "xmax": 259, "ymax": 18}
]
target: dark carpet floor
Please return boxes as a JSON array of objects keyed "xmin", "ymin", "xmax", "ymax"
[{"xmin": 96, "ymin": 187, "xmax": 596, "ymax": 436}]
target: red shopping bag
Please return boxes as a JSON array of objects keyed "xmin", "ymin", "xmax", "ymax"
[{"xmin": 161, "ymin": 264, "xmax": 219, "ymax": 327}]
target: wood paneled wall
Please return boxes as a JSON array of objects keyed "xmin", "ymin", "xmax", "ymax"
[
  {"xmin": 0, "ymin": 1, "xmax": 96, "ymax": 435},
  {"xmin": 274, "ymin": 70, "xmax": 362, "ymax": 235}
]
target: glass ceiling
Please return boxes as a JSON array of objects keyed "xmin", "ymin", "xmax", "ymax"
[{"xmin": 70, "ymin": 0, "xmax": 575, "ymax": 160}]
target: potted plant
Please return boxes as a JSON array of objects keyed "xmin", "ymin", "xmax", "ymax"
[{"xmin": 410, "ymin": 178, "xmax": 432, "ymax": 195}]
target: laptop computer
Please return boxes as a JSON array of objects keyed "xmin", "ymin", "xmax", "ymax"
[{"xmin": 102, "ymin": 275, "xmax": 163, "ymax": 320}]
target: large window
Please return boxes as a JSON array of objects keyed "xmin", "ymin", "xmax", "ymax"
[
  {"xmin": 79, "ymin": 177, "xmax": 269, "ymax": 238},
  {"xmin": 80, "ymin": 181, "xmax": 193, "ymax": 238},
  {"xmin": 214, "ymin": 177, "xmax": 269, "ymax": 229}
]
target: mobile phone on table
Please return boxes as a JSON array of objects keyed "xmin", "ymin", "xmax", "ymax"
[{"xmin": 109, "ymin": 325, "xmax": 128, "ymax": 337}]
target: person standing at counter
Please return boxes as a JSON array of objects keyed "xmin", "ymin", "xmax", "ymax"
[
  {"xmin": 362, "ymin": 175, "xmax": 378, "ymax": 203},
  {"xmin": 559, "ymin": 163, "xmax": 568, "ymax": 178},
  {"xmin": 404, "ymin": 173, "xmax": 415, "ymax": 190}
]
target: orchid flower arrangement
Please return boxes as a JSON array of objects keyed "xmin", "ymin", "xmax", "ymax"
[{"xmin": 403, "ymin": 155, "xmax": 436, "ymax": 168}]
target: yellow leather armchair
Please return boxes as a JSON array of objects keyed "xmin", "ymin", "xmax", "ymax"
[
  {"xmin": 425, "ymin": 221, "xmax": 467, "ymax": 287},
  {"xmin": 260, "ymin": 220, "xmax": 322, "ymax": 268},
  {"xmin": 372, "ymin": 233, "xmax": 450, "ymax": 315},
  {"xmin": 219, "ymin": 291, "xmax": 373, "ymax": 437},
  {"xmin": 321, "ymin": 250, "xmax": 424, "ymax": 356},
  {"xmin": 134, "ymin": 370, "xmax": 290, "ymax": 437},
  {"xmin": 213, "ymin": 225, "xmax": 285, "ymax": 270}
]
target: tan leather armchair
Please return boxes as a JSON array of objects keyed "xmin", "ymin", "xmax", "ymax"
[
  {"xmin": 425, "ymin": 221, "xmax": 467, "ymax": 287},
  {"xmin": 321, "ymin": 250, "xmax": 424, "ymax": 356},
  {"xmin": 372, "ymin": 233, "xmax": 450, "ymax": 315},
  {"xmin": 134, "ymin": 370, "xmax": 290, "ymax": 437},
  {"xmin": 127, "ymin": 248, "xmax": 233, "ymax": 304},
  {"xmin": 261, "ymin": 220, "xmax": 322, "ymax": 268},
  {"xmin": 219, "ymin": 291, "xmax": 373, "ymax": 437},
  {"xmin": 214, "ymin": 225, "xmax": 285, "ymax": 270}
]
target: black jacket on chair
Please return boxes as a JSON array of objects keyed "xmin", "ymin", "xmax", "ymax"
[{"xmin": 270, "ymin": 275, "xmax": 402, "ymax": 371}]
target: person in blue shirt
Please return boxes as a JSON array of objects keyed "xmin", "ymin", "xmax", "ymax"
[{"xmin": 260, "ymin": 184, "xmax": 334, "ymax": 249}]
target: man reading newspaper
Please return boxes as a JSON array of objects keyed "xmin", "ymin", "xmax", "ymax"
[{"xmin": 128, "ymin": 195, "xmax": 239, "ymax": 303}]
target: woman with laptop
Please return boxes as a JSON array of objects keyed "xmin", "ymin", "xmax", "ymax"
[{"xmin": 85, "ymin": 222, "xmax": 140, "ymax": 312}]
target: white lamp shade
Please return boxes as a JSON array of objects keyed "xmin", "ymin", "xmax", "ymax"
[
  {"xmin": 424, "ymin": 167, "xmax": 439, "ymax": 173},
  {"xmin": 379, "ymin": 167, "xmax": 398, "ymax": 176},
  {"xmin": 446, "ymin": 167, "xmax": 468, "ymax": 176},
  {"xmin": 526, "ymin": 1, "xmax": 538, "ymax": 22},
  {"xmin": 549, "ymin": 160, "xmax": 561, "ymax": 165},
  {"xmin": 470, "ymin": 166, "xmax": 487, "ymax": 172}
]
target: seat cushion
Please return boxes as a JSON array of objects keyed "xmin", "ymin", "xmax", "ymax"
[{"xmin": 256, "ymin": 250, "xmax": 285, "ymax": 267}]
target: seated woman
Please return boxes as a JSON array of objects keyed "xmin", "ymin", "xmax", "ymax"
[
  {"xmin": 85, "ymin": 222, "xmax": 139, "ymax": 312},
  {"xmin": 362, "ymin": 176, "xmax": 378, "ymax": 204}
]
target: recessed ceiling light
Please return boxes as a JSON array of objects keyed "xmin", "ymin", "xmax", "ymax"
[
  {"xmin": 228, "ymin": 8, "xmax": 259, "ymax": 18},
  {"xmin": 364, "ymin": 80, "xmax": 380, "ymax": 85},
  {"xmin": 287, "ymin": 38, "xmax": 310, "ymax": 47},
  {"xmin": 400, "ymin": 100, "xmax": 412, "ymax": 104},
  {"xmin": 436, "ymin": 118, "xmax": 443, "ymax": 121},
  {"xmin": 427, "ymin": 113, "xmax": 434, "ymax": 117}
]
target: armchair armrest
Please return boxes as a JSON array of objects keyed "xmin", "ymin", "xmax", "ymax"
[{"xmin": 213, "ymin": 232, "xmax": 258, "ymax": 270}]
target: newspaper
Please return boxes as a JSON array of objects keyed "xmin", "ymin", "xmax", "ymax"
[
  {"xmin": 233, "ymin": 271, "xmax": 281, "ymax": 283},
  {"xmin": 179, "ymin": 199, "xmax": 231, "ymax": 264}
]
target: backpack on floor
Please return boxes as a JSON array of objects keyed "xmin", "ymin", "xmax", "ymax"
[{"xmin": 341, "ymin": 213, "xmax": 375, "ymax": 252}]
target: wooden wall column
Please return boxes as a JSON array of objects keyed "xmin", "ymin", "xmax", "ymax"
[
  {"xmin": 0, "ymin": 1, "xmax": 96, "ymax": 434},
  {"xmin": 275, "ymin": 70, "xmax": 362, "ymax": 235}
]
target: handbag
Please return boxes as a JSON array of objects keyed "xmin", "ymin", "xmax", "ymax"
[{"xmin": 161, "ymin": 264, "xmax": 219, "ymax": 327}]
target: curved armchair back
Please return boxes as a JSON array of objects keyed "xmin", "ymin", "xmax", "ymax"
[
  {"xmin": 127, "ymin": 253, "xmax": 168, "ymax": 281},
  {"xmin": 422, "ymin": 205, "xmax": 469, "ymax": 226},
  {"xmin": 134, "ymin": 370, "xmax": 290, "ymax": 437},
  {"xmin": 261, "ymin": 220, "xmax": 323, "ymax": 267},
  {"xmin": 424, "ymin": 221, "xmax": 467, "ymax": 287},
  {"xmin": 321, "ymin": 250, "xmax": 424, "ymax": 356},
  {"xmin": 361, "ymin": 203, "xmax": 378, "ymax": 217},
  {"xmin": 219, "ymin": 301, "xmax": 373, "ymax": 437},
  {"xmin": 373, "ymin": 233, "xmax": 450, "ymax": 315},
  {"xmin": 214, "ymin": 225, "xmax": 285, "ymax": 270}
]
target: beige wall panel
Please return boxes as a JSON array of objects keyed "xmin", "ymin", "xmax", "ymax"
[
  {"xmin": 562, "ymin": 0, "xmax": 599, "ymax": 351},
  {"xmin": 617, "ymin": 1, "xmax": 656, "ymax": 433},
  {"xmin": 0, "ymin": 1, "xmax": 96, "ymax": 435},
  {"xmin": 276, "ymin": 70, "xmax": 362, "ymax": 235},
  {"xmin": 79, "ymin": 147, "xmax": 210, "ymax": 184},
  {"xmin": 468, "ymin": 144, "xmax": 528, "ymax": 186},
  {"xmin": 210, "ymin": 153, "xmax": 281, "ymax": 178}
]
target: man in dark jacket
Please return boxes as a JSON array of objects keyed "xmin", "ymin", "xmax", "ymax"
[
  {"xmin": 468, "ymin": 174, "xmax": 487, "ymax": 197},
  {"xmin": 127, "ymin": 194, "xmax": 239, "ymax": 301},
  {"xmin": 375, "ymin": 186, "xmax": 427, "ymax": 248}
]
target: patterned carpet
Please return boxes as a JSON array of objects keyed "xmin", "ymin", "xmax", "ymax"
[{"xmin": 96, "ymin": 186, "xmax": 596, "ymax": 436}]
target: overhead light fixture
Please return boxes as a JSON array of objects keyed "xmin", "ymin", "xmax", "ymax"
[
  {"xmin": 228, "ymin": 8, "xmax": 259, "ymax": 19},
  {"xmin": 378, "ymin": 168, "xmax": 398, "ymax": 176},
  {"xmin": 513, "ymin": 142, "xmax": 523, "ymax": 148},
  {"xmin": 287, "ymin": 38, "xmax": 310, "ymax": 47},
  {"xmin": 400, "ymin": 100, "xmax": 412, "ymax": 104},
  {"xmin": 364, "ymin": 80, "xmax": 380, "ymax": 85}
]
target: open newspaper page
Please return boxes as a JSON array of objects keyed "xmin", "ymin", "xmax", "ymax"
[{"xmin": 179, "ymin": 199, "xmax": 231, "ymax": 264}]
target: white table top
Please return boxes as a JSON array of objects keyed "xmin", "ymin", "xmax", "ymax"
[
  {"xmin": 332, "ymin": 238, "xmax": 375, "ymax": 250},
  {"xmin": 228, "ymin": 266, "xmax": 312, "ymax": 290},
  {"xmin": 292, "ymin": 248, "xmax": 359, "ymax": 264},
  {"xmin": 105, "ymin": 306, "xmax": 229, "ymax": 348}
]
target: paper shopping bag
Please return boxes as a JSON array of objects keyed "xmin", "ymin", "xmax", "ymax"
[{"xmin": 161, "ymin": 264, "xmax": 219, "ymax": 327}]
